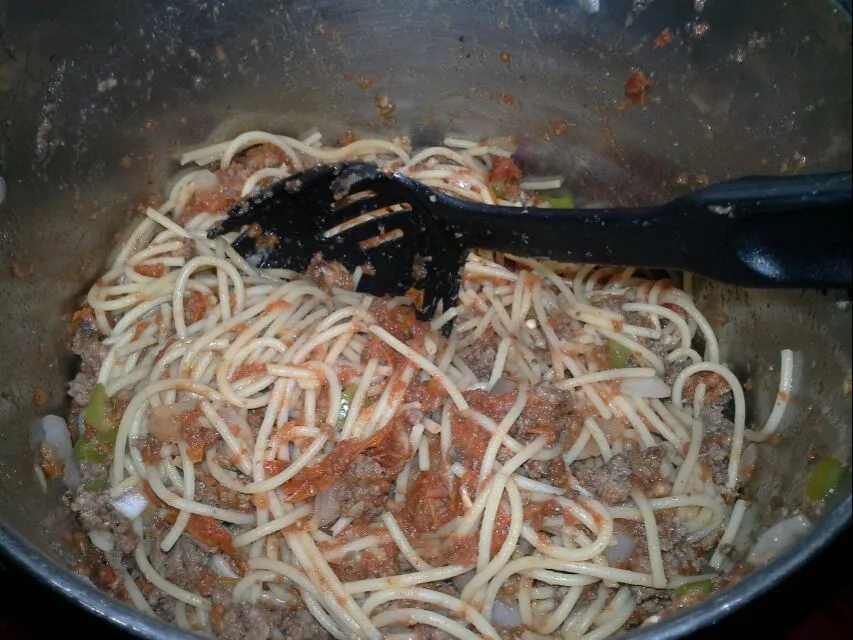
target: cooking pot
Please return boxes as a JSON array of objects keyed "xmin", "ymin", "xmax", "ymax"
[{"xmin": 0, "ymin": 0, "xmax": 850, "ymax": 638}]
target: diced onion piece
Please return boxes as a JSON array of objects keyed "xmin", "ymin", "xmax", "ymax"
[
  {"xmin": 314, "ymin": 490, "xmax": 342, "ymax": 526},
  {"xmin": 605, "ymin": 529, "xmax": 637, "ymax": 564},
  {"xmin": 111, "ymin": 489, "xmax": 149, "ymax": 520},
  {"xmin": 63, "ymin": 460, "xmax": 82, "ymax": 491},
  {"xmin": 620, "ymin": 376, "xmax": 671, "ymax": 398},
  {"xmin": 641, "ymin": 614, "xmax": 661, "ymax": 627},
  {"xmin": 747, "ymin": 514, "xmax": 811, "ymax": 566},
  {"xmin": 88, "ymin": 530, "xmax": 115, "ymax": 553},
  {"xmin": 491, "ymin": 599, "xmax": 522, "ymax": 628},
  {"xmin": 31, "ymin": 415, "xmax": 74, "ymax": 460}
]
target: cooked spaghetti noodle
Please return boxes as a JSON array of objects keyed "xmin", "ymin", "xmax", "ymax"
[{"xmin": 57, "ymin": 128, "xmax": 794, "ymax": 639}]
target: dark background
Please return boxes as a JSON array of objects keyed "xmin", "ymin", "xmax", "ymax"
[{"xmin": 0, "ymin": 526, "xmax": 850, "ymax": 639}]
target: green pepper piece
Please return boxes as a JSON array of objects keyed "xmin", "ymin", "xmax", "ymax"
[
  {"xmin": 675, "ymin": 579, "xmax": 714, "ymax": 598},
  {"xmin": 805, "ymin": 457, "xmax": 845, "ymax": 501},
  {"xmin": 84, "ymin": 383, "xmax": 115, "ymax": 433},
  {"xmin": 83, "ymin": 477, "xmax": 110, "ymax": 491},
  {"xmin": 74, "ymin": 434, "xmax": 115, "ymax": 463},
  {"xmin": 606, "ymin": 338, "xmax": 632, "ymax": 368},
  {"xmin": 335, "ymin": 384, "xmax": 358, "ymax": 429},
  {"xmin": 541, "ymin": 193, "xmax": 575, "ymax": 209},
  {"xmin": 101, "ymin": 429, "xmax": 118, "ymax": 446},
  {"xmin": 492, "ymin": 182, "xmax": 508, "ymax": 200}
]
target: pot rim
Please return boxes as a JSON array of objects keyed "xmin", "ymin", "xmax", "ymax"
[{"xmin": 1, "ymin": 5, "xmax": 849, "ymax": 636}]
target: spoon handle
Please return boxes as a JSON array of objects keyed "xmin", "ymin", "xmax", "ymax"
[{"xmin": 425, "ymin": 172, "xmax": 852, "ymax": 289}]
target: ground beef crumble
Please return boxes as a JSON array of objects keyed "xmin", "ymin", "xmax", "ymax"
[
  {"xmin": 68, "ymin": 489, "xmax": 139, "ymax": 555},
  {"xmin": 149, "ymin": 537, "xmax": 213, "ymax": 595},
  {"xmin": 513, "ymin": 382, "xmax": 575, "ymax": 444},
  {"xmin": 328, "ymin": 453, "xmax": 396, "ymax": 517},
  {"xmin": 67, "ymin": 311, "xmax": 107, "ymax": 406},
  {"xmin": 306, "ymin": 253, "xmax": 354, "ymax": 293},
  {"xmin": 698, "ymin": 400, "xmax": 735, "ymax": 486},
  {"xmin": 195, "ymin": 468, "xmax": 254, "ymax": 512},
  {"xmin": 458, "ymin": 328, "xmax": 500, "ymax": 379},
  {"xmin": 573, "ymin": 445, "xmax": 664, "ymax": 506},
  {"xmin": 215, "ymin": 603, "xmax": 332, "ymax": 640}
]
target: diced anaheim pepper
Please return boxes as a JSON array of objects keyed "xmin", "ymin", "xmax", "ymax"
[
  {"xmin": 335, "ymin": 384, "xmax": 358, "ymax": 429},
  {"xmin": 805, "ymin": 457, "xmax": 845, "ymax": 501},
  {"xmin": 606, "ymin": 338, "xmax": 632, "ymax": 368},
  {"xmin": 73, "ymin": 426, "xmax": 117, "ymax": 464},
  {"xmin": 84, "ymin": 383, "xmax": 116, "ymax": 433},
  {"xmin": 83, "ymin": 477, "xmax": 110, "ymax": 491},
  {"xmin": 540, "ymin": 193, "xmax": 575, "ymax": 209},
  {"xmin": 73, "ymin": 435, "xmax": 113, "ymax": 463},
  {"xmin": 675, "ymin": 579, "xmax": 714, "ymax": 598}
]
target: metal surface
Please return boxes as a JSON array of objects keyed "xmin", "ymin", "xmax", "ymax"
[{"xmin": 0, "ymin": 0, "xmax": 851, "ymax": 638}]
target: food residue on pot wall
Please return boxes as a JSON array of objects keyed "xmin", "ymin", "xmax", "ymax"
[
  {"xmin": 374, "ymin": 93, "xmax": 396, "ymax": 124},
  {"xmin": 34, "ymin": 388, "xmax": 50, "ymax": 407},
  {"xmin": 653, "ymin": 28, "xmax": 674, "ymax": 49},
  {"xmin": 624, "ymin": 69, "xmax": 653, "ymax": 105}
]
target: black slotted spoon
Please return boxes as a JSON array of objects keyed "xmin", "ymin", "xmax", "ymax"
[{"xmin": 209, "ymin": 162, "xmax": 852, "ymax": 318}]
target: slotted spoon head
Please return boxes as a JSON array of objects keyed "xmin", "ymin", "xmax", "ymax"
[{"xmin": 209, "ymin": 161, "xmax": 465, "ymax": 319}]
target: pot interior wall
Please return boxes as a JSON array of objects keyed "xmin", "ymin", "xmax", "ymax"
[{"xmin": 0, "ymin": 0, "xmax": 851, "ymax": 636}]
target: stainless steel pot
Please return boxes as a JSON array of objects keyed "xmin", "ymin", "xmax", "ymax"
[{"xmin": 1, "ymin": 1, "xmax": 850, "ymax": 638}]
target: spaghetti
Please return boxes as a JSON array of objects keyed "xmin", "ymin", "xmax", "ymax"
[{"xmin": 61, "ymin": 128, "xmax": 793, "ymax": 639}]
